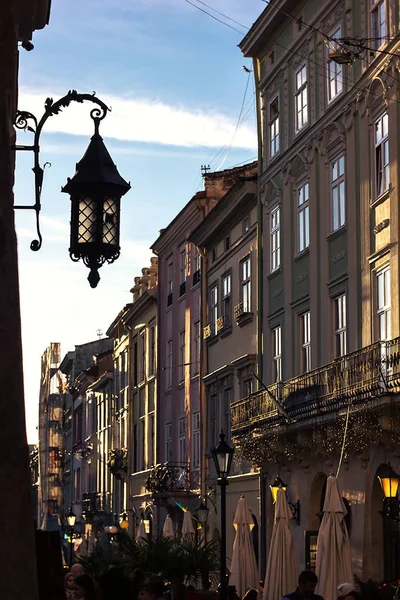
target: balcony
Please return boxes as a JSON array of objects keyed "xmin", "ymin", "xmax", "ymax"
[
  {"xmin": 107, "ymin": 448, "xmax": 128, "ymax": 479},
  {"xmin": 146, "ymin": 462, "xmax": 191, "ymax": 497},
  {"xmin": 231, "ymin": 339, "xmax": 400, "ymax": 462},
  {"xmin": 233, "ymin": 301, "xmax": 253, "ymax": 326}
]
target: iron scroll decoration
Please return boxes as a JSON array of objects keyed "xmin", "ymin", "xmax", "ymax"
[{"xmin": 13, "ymin": 90, "xmax": 130, "ymax": 287}]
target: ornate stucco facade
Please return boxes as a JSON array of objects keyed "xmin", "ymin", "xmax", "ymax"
[{"xmin": 234, "ymin": 0, "xmax": 400, "ymax": 582}]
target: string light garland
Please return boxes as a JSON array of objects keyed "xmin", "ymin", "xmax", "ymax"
[{"xmin": 233, "ymin": 399, "xmax": 400, "ymax": 467}]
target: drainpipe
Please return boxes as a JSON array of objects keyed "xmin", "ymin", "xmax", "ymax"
[
  {"xmin": 198, "ymin": 246, "xmax": 208, "ymax": 500},
  {"xmin": 253, "ymin": 56, "xmax": 266, "ymax": 582},
  {"xmin": 253, "ymin": 57, "xmax": 264, "ymax": 385}
]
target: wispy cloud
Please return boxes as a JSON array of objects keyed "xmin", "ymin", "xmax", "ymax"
[{"xmin": 18, "ymin": 88, "xmax": 257, "ymax": 150}]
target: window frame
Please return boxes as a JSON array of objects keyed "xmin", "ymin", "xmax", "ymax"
[
  {"xmin": 193, "ymin": 412, "xmax": 200, "ymax": 468},
  {"xmin": 166, "ymin": 422, "xmax": 172, "ymax": 462},
  {"xmin": 272, "ymin": 325, "xmax": 282, "ymax": 382},
  {"xmin": 180, "ymin": 247, "xmax": 186, "ymax": 284},
  {"xmin": 269, "ymin": 96, "xmax": 280, "ymax": 159},
  {"xmin": 370, "ymin": 0, "xmax": 387, "ymax": 51},
  {"xmin": 334, "ymin": 294, "xmax": 347, "ymax": 357},
  {"xmin": 222, "ymin": 272, "xmax": 231, "ymax": 326},
  {"xmin": 327, "ymin": 26, "xmax": 344, "ymax": 103},
  {"xmin": 376, "ymin": 266, "xmax": 391, "ymax": 341},
  {"xmin": 297, "ymin": 182, "xmax": 310, "ymax": 253},
  {"xmin": 167, "ymin": 261, "xmax": 173, "ymax": 294},
  {"xmin": 294, "ymin": 64, "xmax": 308, "ymax": 133},
  {"xmin": 210, "ymin": 284, "xmax": 218, "ymax": 335},
  {"xmin": 331, "ymin": 155, "xmax": 346, "ymax": 232},
  {"xmin": 375, "ymin": 112, "xmax": 389, "ymax": 198},
  {"xmin": 241, "ymin": 255, "xmax": 251, "ymax": 313},
  {"xmin": 270, "ymin": 205, "xmax": 281, "ymax": 272},
  {"xmin": 166, "ymin": 339, "xmax": 172, "ymax": 389},
  {"xmin": 300, "ymin": 311, "xmax": 311, "ymax": 373},
  {"xmin": 178, "ymin": 417, "xmax": 186, "ymax": 463}
]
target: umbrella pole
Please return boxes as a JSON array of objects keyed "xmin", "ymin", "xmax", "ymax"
[{"xmin": 219, "ymin": 480, "xmax": 228, "ymax": 600}]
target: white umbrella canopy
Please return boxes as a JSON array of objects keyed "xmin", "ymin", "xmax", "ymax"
[
  {"xmin": 136, "ymin": 520, "xmax": 147, "ymax": 540},
  {"xmin": 181, "ymin": 510, "xmax": 196, "ymax": 539},
  {"xmin": 316, "ymin": 475, "xmax": 353, "ymax": 600},
  {"xmin": 263, "ymin": 487, "xmax": 299, "ymax": 600},
  {"xmin": 163, "ymin": 514, "xmax": 175, "ymax": 539},
  {"xmin": 230, "ymin": 496, "xmax": 259, "ymax": 597}
]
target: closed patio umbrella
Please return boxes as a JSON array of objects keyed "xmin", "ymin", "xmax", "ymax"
[
  {"xmin": 163, "ymin": 514, "xmax": 175, "ymax": 539},
  {"xmin": 181, "ymin": 510, "xmax": 195, "ymax": 539},
  {"xmin": 263, "ymin": 487, "xmax": 299, "ymax": 600},
  {"xmin": 136, "ymin": 520, "xmax": 147, "ymax": 540},
  {"xmin": 316, "ymin": 475, "xmax": 353, "ymax": 600},
  {"xmin": 230, "ymin": 496, "xmax": 259, "ymax": 597}
]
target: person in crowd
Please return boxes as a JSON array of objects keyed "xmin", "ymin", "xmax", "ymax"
[
  {"xmin": 100, "ymin": 561, "xmax": 130, "ymax": 600},
  {"xmin": 281, "ymin": 571, "xmax": 324, "ymax": 600},
  {"xmin": 74, "ymin": 574, "xmax": 98, "ymax": 600},
  {"xmin": 71, "ymin": 563, "xmax": 85, "ymax": 577},
  {"xmin": 138, "ymin": 578, "xmax": 166, "ymax": 600},
  {"xmin": 243, "ymin": 589, "xmax": 258, "ymax": 600},
  {"xmin": 65, "ymin": 572, "xmax": 75, "ymax": 600},
  {"xmin": 337, "ymin": 583, "xmax": 360, "ymax": 600},
  {"xmin": 131, "ymin": 568, "xmax": 146, "ymax": 600}
]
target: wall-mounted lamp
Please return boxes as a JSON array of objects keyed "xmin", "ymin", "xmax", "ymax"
[
  {"xmin": 13, "ymin": 89, "xmax": 131, "ymax": 288},
  {"xmin": 119, "ymin": 512, "xmax": 129, "ymax": 530},
  {"xmin": 270, "ymin": 475, "xmax": 301, "ymax": 526},
  {"xmin": 378, "ymin": 463, "xmax": 400, "ymax": 521}
]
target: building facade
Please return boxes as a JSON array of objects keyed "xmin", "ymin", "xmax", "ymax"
[
  {"xmin": 126, "ymin": 258, "xmax": 158, "ymax": 534},
  {"xmin": 59, "ymin": 338, "xmax": 113, "ymax": 537},
  {"xmin": 190, "ymin": 163, "xmax": 260, "ymax": 556},
  {"xmin": 37, "ymin": 342, "xmax": 66, "ymax": 532},
  {"xmin": 235, "ymin": 0, "xmax": 400, "ymax": 582},
  {"xmin": 1, "ymin": 3, "xmax": 50, "ymax": 597}
]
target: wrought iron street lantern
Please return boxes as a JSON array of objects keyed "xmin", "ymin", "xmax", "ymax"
[
  {"xmin": 379, "ymin": 463, "xmax": 400, "ymax": 521},
  {"xmin": 66, "ymin": 508, "xmax": 76, "ymax": 567},
  {"xmin": 13, "ymin": 90, "xmax": 130, "ymax": 288},
  {"xmin": 66, "ymin": 507, "xmax": 76, "ymax": 528},
  {"xmin": 212, "ymin": 431, "xmax": 234, "ymax": 600},
  {"xmin": 195, "ymin": 499, "xmax": 209, "ymax": 527},
  {"xmin": 270, "ymin": 475, "xmax": 287, "ymax": 503},
  {"xmin": 270, "ymin": 475, "xmax": 301, "ymax": 526},
  {"xmin": 212, "ymin": 430, "xmax": 234, "ymax": 481}
]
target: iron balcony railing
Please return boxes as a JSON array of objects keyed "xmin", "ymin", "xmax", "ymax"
[
  {"xmin": 231, "ymin": 338, "xmax": 400, "ymax": 435},
  {"xmin": 146, "ymin": 462, "xmax": 191, "ymax": 496}
]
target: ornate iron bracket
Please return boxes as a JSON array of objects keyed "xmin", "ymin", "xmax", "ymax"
[{"xmin": 13, "ymin": 90, "xmax": 111, "ymax": 251}]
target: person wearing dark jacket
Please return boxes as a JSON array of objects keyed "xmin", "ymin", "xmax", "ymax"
[
  {"xmin": 100, "ymin": 561, "xmax": 130, "ymax": 600},
  {"xmin": 281, "ymin": 571, "xmax": 324, "ymax": 600}
]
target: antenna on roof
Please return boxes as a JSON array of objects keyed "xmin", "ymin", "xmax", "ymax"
[
  {"xmin": 96, "ymin": 329, "xmax": 103, "ymax": 339},
  {"xmin": 201, "ymin": 164, "xmax": 211, "ymax": 177}
]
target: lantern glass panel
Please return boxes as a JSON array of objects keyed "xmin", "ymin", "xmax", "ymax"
[
  {"xmin": 379, "ymin": 475, "xmax": 399, "ymax": 498},
  {"xmin": 78, "ymin": 197, "xmax": 97, "ymax": 243},
  {"xmin": 103, "ymin": 198, "xmax": 118, "ymax": 244}
]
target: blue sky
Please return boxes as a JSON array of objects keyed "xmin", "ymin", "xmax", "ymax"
[{"xmin": 15, "ymin": 0, "xmax": 264, "ymax": 443}]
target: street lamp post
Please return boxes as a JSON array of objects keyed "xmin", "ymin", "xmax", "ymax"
[
  {"xmin": 212, "ymin": 430, "xmax": 234, "ymax": 600},
  {"xmin": 66, "ymin": 508, "xmax": 76, "ymax": 568}
]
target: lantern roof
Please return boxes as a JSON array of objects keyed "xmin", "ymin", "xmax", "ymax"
[{"xmin": 62, "ymin": 129, "xmax": 131, "ymax": 196}]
